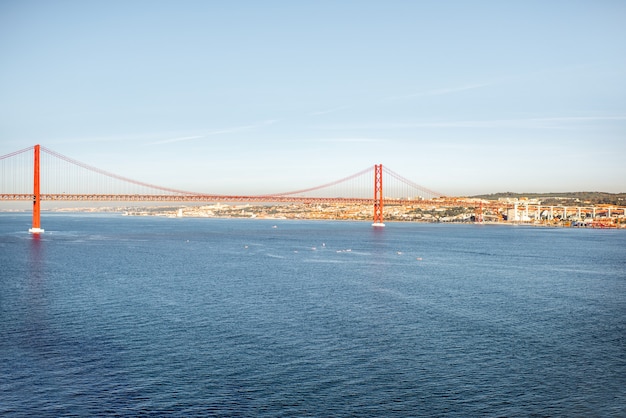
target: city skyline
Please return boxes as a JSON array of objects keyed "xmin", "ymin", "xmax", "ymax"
[{"xmin": 1, "ymin": 1, "xmax": 625, "ymax": 196}]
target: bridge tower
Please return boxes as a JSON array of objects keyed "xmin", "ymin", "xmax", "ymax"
[
  {"xmin": 28, "ymin": 144, "xmax": 44, "ymax": 234},
  {"xmin": 372, "ymin": 164, "xmax": 385, "ymax": 227}
]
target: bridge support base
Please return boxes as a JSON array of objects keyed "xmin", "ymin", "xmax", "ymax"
[
  {"xmin": 29, "ymin": 227, "xmax": 44, "ymax": 234},
  {"xmin": 372, "ymin": 222, "xmax": 386, "ymax": 227}
]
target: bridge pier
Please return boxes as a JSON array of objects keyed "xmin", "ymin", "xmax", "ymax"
[
  {"xmin": 372, "ymin": 164, "xmax": 385, "ymax": 227},
  {"xmin": 28, "ymin": 144, "xmax": 44, "ymax": 234}
]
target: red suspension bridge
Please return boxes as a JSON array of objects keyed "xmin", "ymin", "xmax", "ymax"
[{"xmin": 1, "ymin": 145, "xmax": 444, "ymax": 232}]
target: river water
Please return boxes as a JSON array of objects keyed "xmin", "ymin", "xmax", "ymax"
[{"xmin": 1, "ymin": 213, "xmax": 625, "ymax": 416}]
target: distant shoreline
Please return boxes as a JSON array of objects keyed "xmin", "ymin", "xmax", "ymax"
[{"xmin": 1, "ymin": 208, "xmax": 623, "ymax": 229}]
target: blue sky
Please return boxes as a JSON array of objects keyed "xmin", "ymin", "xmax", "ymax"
[{"xmin": 1, "ymin": 0, "xmax": 625, "ymax": 195}]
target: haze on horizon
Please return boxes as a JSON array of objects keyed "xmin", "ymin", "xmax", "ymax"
[{"xmin": 1, "ymin": 1, "xmax": 625, "ymax": 197}]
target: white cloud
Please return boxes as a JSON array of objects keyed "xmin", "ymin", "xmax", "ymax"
[
  {"xmin": 152, "ymin": 119, "xmax": 280, "ymax": 145},
  {"xmin": 383, "ymin": 82, "xmax": 493, "ymax": 102},
  {"xmin": 152, "ymin": 135, "xmax": 206, "ymax": 145},
  {"xmin": 316, "ymin": 115, "xmax": 626, "ymax": 130},
  {"xmin": 316, "ymin": 137, "xmax": 384, "ymax": 143},
  {"xmin": 309, "ymin": 106, "xmax": 350, "ymax": 116}
]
